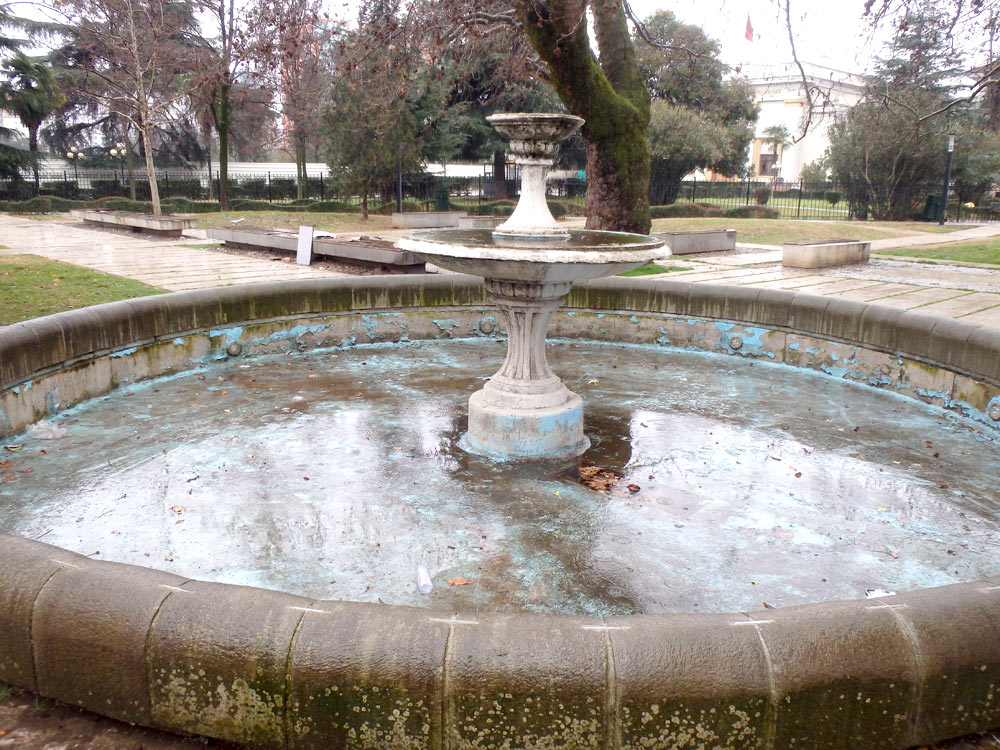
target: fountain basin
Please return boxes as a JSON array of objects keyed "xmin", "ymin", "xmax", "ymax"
[{"xmin": 1, "ymin": 276, "xmax": 1000, "ymax": 749}]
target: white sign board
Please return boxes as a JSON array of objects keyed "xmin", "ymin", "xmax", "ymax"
[{"xmin": 296, "ymin": 225, "xmax": 313, "ymax": 266}]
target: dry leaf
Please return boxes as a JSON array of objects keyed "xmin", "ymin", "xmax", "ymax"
[
  {"xmin": 446, "ymin": 577, "xmax": 473, "ymax": 586},
  {"xmin": 170, "ymin": 505, "xmax": 186, "ymax": 514}
]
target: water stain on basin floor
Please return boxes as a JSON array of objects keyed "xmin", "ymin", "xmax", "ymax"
[{"xmin": 2, "ymin": 339, "xmax": 998, "ymax": 615}]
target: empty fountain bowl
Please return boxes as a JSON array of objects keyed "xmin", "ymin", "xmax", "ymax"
[{"xmin": 2, "ymin": 277, "xmax": 999, "ymax": 750}]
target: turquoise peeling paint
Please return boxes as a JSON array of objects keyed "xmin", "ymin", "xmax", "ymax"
[
  {"xmin": 11, "ymin": 380, "xmax": 32, "ymax": 395},
  {"xmin": 45, "ymin": 389, "xmax": 59, "ymax": 415},
  {"xmin": 285, "ymin": 324, "xmax": 325, "ymax": 340},
  {"xmin": 714, "ymin": 322, "xmax": 775, "ymax": 360},
  {"xmin": 432, "ymin": 319, "xmax": 460, "ymax": 336},
  {"xmin": 361, "ymin": 315, "xmax": 380, "ymax": 340},
  {"xmin": 655, "ymin": 326, "xmax": 671, "ymax": 346},
  {"xmin": 172, "ymin": 337, "xmax": 185, "ymax": 345},
  {"xmin": 109, "ymin": 347, "xmax": 138, "ymax": 358},
  {"xmin": 208, "ymin": 326, "xmax": 245, "ymax": 345}
]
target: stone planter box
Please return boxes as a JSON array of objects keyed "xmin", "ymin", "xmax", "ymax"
[
  {"xmin": 653, "ymin": 228, "xmax": 736, "ymax": 254},
  {"xmin": 783, "ymin": 239, "xmax": 871, "ymax": 268},
  {"xmin": 391, "ymin": 210, "xmax": 467, "ymax": 229},
  {"xmin": 458, "ymin": 215, "xmax": 506, "ymax": 229},
  {"xmin": 206, "ymin": 225, "xmax": 424, "ymax": 270},
  {"xmin": 69, "ymin": 209, "xmax": 196, "ymax": 238}
]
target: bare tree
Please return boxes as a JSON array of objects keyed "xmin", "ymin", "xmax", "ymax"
[
  {"xmin": 250, "ymin": 0, "xmax": 331, "ymax": 200},
  {"xmin": 188, "ymin": 0, "xmax": 277, "ymax": 209},
  {"xmin": 56, "ymin": 0, "xmax": 200, "ymax": 216}
]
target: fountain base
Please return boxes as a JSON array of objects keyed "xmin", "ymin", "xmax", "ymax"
[{"xmin": 462, "ymin": 388, "xmax": 590, "ymax": 459}]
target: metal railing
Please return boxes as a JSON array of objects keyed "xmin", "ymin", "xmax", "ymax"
[
  {"xmin": 4, "ymin": 169, "xmax": 997, "ymax": 224},
  {"xmin": 658, "ymin": 178, "xmax": 1000, "ymax": 223}
]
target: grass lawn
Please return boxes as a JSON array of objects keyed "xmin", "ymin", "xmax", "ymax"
[
  {"xmin": 0, "ymin": 255, "xmax": 165, "ymax": 326},
  {"xmin": 194, "ymin": 211, "xmax": 396, "ymax": 233},
  {"xmin": 618, "ymin": 263, "xmax": 692, "ymax": 276},
  {"xmin": 876, "ymin": 239, "xmax": 1000, "ymax": 266},
  {"xmin": 648, "ymin": 218, "xmax": 977, "ymax": 246}
]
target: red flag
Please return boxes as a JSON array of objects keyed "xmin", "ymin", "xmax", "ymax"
[{"xmin": 745, "ymin": 14, "xmax": 754, "ymax": 42}]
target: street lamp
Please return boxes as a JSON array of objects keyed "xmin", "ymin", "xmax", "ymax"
[
  {"xmin": 65, "ymin": 147, "xmax": 81, "ymax": 186},
  {"xmin": 109, "ymin": 142, "xmax": 126, "ymax": 193},
  {"xmin": 939, "ymin": 133, "xmax": 955, "ymax": 226},
  {"xmin": 109, "ymin": 142, "xmax": 126, "ymax": 171}
]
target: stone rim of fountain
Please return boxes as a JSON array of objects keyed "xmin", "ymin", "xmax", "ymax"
[{"xmin": 1, "ymin": 277, "xmax": 999, "ymax": 748}]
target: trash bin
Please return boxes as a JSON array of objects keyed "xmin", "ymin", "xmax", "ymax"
[
  {"xmin": 434, "ymin": 183, "xmax": 450, "ymax": 212},
  {"xmin": 923, "ymin": 194, "xmax": 940, "ymax": 221}
]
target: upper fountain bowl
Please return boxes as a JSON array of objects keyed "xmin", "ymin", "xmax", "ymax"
[{"xmin": 486, "ymin": 113, "xmax": 584, "ymax": 162}]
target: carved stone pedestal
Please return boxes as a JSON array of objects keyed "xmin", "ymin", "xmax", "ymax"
[{"xmin": 460, "ymin": 279, "xmax": 590, "ymax": 458}]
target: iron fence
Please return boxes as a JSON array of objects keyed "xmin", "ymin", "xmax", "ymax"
[
  {"xmin": 661, "ymin": 178, "xmax": 1000, "ymax": 223},
  {"xmin": 5, "ymin": 168, "xmax": 998, "ymax": 224},
  {"xmin": 0, "ymin": 169, "xmax": 489, "ymax": 207}
]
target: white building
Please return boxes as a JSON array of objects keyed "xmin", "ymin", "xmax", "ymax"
[
  {"xmin": 743, "ymin": 62, "xmax": 865, "ymax": 182},
  {"xmin": 0, "ymin": 107, "xmax": 26, "ymax": 146}
]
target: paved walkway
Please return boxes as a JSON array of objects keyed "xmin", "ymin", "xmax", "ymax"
[
  {"xmin": 644, "ymin": 223, "xmax": 1000, "ymax": 329},
  {"xmin": 3, "ymin": 214, "xmax": 1000, "ymax": 328},
  {"xmin": 868, "ymin": 222, "xmax": 1000, "ymax": 251},
  {"xmin": 0, "ymin": 215, "xmax": 347, "ymax": 291}
]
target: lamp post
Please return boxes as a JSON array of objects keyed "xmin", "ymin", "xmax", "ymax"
[
  {"xmin": 939, "ymin": 133, "xmax": 955, "ymax": 226},
  {"xmin": 66, "ymin": 147, "xmax": 81, "ymax": 187},
  {"xmin": 109, "ymin": 142, "xmax": 126, "ymax": 193}
]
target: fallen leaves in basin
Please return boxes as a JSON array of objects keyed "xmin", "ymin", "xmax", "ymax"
[
  {"xmin": 446, "ymin": 577, "xmax": 473, "ymax": 586},
  {"xmin": 579, "ymin": 465, "xmax": 622, "ymax": 493},
  {"xmin": 170, "ymin": 505, "xmax": 186, "ymax": 514}
]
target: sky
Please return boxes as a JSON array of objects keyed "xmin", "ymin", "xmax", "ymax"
[{"xmin": 626, "ymin": 0, "xmax": 885, "ymax": 74}]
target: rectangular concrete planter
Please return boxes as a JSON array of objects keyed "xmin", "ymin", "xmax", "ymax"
[
  {"xmin": 391, "ymin": 211, "xmax": 467, "ymax": 229},
  {"xmin": 654, "ymin": 229, "xmax": 736, "ymax": 255},
  {"xmin": 783, "ymin": 239, "xmax": 871, "ymax": 269},
  {"xmin": 206, "ymin": 226, "xmax": 424, "ymax": 270},
  {"xmin": 458, "ymin": 215, "xmax": 506, "ymax": 229},
  {"xmin": 70, "ymin": 209, "xmax": 195, "ymax": 238}
]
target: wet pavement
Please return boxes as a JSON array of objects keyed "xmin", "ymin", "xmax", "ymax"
[
  {"xmin": 0, "ymin": 215, "xmax": 347, "ymax": 290},
  {"xmin": 4, "ymin": 340, "xmax": 998, "ymax": 615}
]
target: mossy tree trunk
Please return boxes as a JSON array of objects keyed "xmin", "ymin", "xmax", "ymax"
[{"xmin": 513, "ymin": 0, "xmax": 651, "ymax": 233}]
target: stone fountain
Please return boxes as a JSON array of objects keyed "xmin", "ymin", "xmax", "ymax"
[{"xmin": 397, "ymin": 113, "xmax": 665, "ymax": 458}]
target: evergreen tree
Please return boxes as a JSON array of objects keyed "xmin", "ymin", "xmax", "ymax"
[{"xmin": 638, "ymin": 12, "xmax": 757, "ymax": 205}]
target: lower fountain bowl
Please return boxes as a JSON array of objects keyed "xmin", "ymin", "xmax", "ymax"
[{"xmin": 1, "ymin": 275, "xmax": 999, "ymax": 750}]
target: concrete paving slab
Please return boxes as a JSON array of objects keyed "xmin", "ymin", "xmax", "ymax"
[
  {"xmin": 707, "ymin": 250, "xmax": 783, "ymax": 266},
  {"xmin": 854, "ymin": 287, "xmax": 969, "ymax": 310},
  {"xmin": 917, "ymin": 293, "xmax": 1000, "ymax": 318},
  {"xmin": 827, "ymin": 283, "xmax": 923, "ymax": 302},
  {"xmin": 742, "ymin": 274, "xmax": 835, "ymax": 289},
  {"xmin": 666, "ymin": 267, "xmax": 777, "ymax": 283},
  {"xmin": 783, "ymin": 278, "xmax": 885, "ymax": 295},
  {"xmin": 957, "ymin": 305, "xmax": 1000, "ymax": 326}
]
